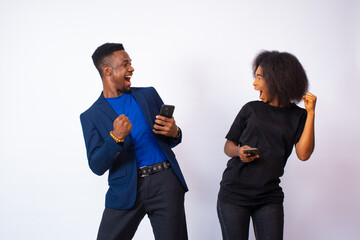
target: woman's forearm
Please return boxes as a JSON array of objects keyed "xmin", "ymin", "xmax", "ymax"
[{"xmin": 295, "ymin": 112, "xmax": 315, "ymax": 161}]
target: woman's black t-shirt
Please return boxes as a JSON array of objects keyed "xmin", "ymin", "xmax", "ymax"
[{"xmin": 218, "ymin": 101, "xmax": 307, "ymax": 206}]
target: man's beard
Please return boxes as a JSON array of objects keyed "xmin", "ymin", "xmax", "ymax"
[{"xmin": 120, "ymin": 86, "xmax": 131, "ymax": 94}]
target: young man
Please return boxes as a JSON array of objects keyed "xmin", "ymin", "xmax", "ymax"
[{"xmin": 80, "ymin": 43, "xmax": 188, "ymax": 240}]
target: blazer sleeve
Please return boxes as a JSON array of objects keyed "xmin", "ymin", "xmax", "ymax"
[{"xmin": 80, "ymin": 113, "xmax": 124, "ymax": 176}]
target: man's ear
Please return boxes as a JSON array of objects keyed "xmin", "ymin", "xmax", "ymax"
[{"xmin": 103, "ymin": 66, "xmax": 112, "ymax": 76}]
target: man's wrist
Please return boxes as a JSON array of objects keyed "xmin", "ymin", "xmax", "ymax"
[
  {"xmin": 173, "ymin": 126, "xmax": 180, "ymax": 138},
  {"xmin": 110, "ymin": 131, "xmax": 124, "ymax": 143}
]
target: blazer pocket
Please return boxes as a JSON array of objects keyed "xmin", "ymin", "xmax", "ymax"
[{"xmin": 108, "ymin": 169, "xmax": 127, "ymax": 186}]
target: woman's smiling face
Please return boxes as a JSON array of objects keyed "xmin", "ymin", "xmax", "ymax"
[
  {"xmin": 253, "ymin": 66, "xmax": 269, "ymax": 102},
  {"xmin": 253, "ymin": 66, "xmax": 278, "ymax": 106}
]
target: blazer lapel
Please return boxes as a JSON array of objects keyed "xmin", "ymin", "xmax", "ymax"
[
  {"xmin": 95, "ymin": 92, "xmax": 134, "ymax": 146},
  {"xmin": 95, "ymin": 92, "xmax": 118, "ymax": 121}
]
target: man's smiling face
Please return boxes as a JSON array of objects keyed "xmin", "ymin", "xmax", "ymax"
[{"xmin": 107, "ymin": 50, "xmax": 134, "ymax": 94}]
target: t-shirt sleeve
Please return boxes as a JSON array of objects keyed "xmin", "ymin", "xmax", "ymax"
[
  {"xmin": 225, "ymin": 106, "xmax": 247, "ymax": 144},
  {"xmin": 294, "ymin": 110, "xmax": 307, "ymax": 143}
]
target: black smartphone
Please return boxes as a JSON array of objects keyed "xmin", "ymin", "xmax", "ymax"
[
  {"xmin": 243, "ymin": 148, "xmax": 260, "ymax": 156},
  {"xmin": 159, "ymin": 104, "xmax": 175, "ymax": 118}
]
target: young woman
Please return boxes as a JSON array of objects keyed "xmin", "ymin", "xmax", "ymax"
[{"xmin": 217, "ymin": 51, "xmax": 317, "ymax": 240}]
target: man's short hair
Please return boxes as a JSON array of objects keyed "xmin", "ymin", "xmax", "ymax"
[{"xmin": 92, "ymin": 43, "xmax": 125, "ymax": 77}]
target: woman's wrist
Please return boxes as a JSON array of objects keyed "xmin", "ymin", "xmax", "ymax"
[{"xmin": 307, "ymin": 110, "xmax": 315, "ymax": 118}]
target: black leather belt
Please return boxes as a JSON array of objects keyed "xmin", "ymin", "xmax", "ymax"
[{"xmin": 138, "ymin": 161, "xmax": 171, "ymax": 178}]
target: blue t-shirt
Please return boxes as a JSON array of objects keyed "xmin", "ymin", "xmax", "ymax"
[{"xmin": 106, "ymin": 93, "xmax": 167, "ymax": 167}]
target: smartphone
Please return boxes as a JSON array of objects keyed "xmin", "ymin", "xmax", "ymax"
[
  {"xmin": 159, "ymin": 104, "xmax": 175, "ymax": 118},
  {"xmin": 243, "ymin": 148, "xmax": 260, "ymax": 156}
]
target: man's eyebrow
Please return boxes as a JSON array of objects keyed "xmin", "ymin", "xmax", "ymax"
[{"xmin": 256, "ymin": 73, "xmax": 263, "ymax": 77}]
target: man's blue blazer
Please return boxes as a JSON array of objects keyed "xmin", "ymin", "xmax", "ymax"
[{"xmin": 80, "ymin": 87, "xmax": 188, "ymax": 210}]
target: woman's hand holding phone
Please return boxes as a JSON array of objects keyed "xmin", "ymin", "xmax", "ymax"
[{"xmin": 239, "ymin": 146, "xmax": 260, "ymax": 163}]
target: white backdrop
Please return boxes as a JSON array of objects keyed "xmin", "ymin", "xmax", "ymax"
[{"xmin": 1, "ymin": 0, "xmax": 359, "ymax": 239}]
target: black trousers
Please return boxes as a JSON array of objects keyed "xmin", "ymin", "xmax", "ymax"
[
  {"xmin": 217, "ymin": 199, "xmax": 284, "ymax": 240},
  {"xmin": 97, "ymin": 168, "xmax": 188, "ymax": 240}
]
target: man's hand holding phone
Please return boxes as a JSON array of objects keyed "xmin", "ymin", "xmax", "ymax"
[{"xmin": 153, "ymin": 105, "xmax": 179, "ymax": 138}]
